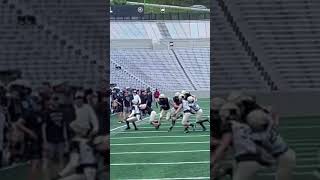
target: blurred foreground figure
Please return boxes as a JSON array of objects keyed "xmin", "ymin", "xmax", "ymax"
[{"xmin": 212, "ymin": 92, "xmax": 296, "ymax": 180}]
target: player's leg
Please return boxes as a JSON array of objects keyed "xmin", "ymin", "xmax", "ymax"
[
  {"xmin": 275, "ymin": 148, "xmax": 296, "ymax": 180},
  {"xmin": 131, "ymin": 115, "xmax": 140, "ymax": 130},
  {"xmin": 165, "ymin": 109, "xmax": 171, "ymax": 121},
  {"xmin": 168, "ymin": 108, "xmax": 176, "ymax": 131},
  {"xmin": 233, "ymin": 161, "xmax": 262, "ymax": 180},
  {"xmin": 159, "ymin": 109, "xmax": 166, "ymax": 121},
  {"xmin": 181, "ymin": 112, "xmax": 194, "ymax": 133},
  {"xmin": 125, "ymin": 116, "xmax": 138, "ymax": 130},
  {"xmin": 149, "ymin": 111, "xmax": 160, "ymax": 129},
  {"xmin": 195, "ymin": 109, "xmax": 207, "ymax": 131}
]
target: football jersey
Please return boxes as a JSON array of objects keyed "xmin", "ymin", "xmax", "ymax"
[
  {"xmin": 131, "ymin": 105, "xmax": 140, "ymax": 116},
  {"xmin": 159, "ymin": 98, "xmax": 170, "ymax": 110}
]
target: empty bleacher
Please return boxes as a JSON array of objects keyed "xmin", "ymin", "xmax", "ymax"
[
  {"xmin": 111, "ymin": 49, "xmax": 195, "ymax": 91},
  {"xmin": 174, "ymin": 48, "xmax": 210, "ymax": 90},
  {"xmin": 0, "ymin": 0, "xmax": 107, "ymax": 89},
  {"xmin": 212, "ymin": 0, "xmax": 270, "ymax": 92},
  {"xmin": 224, "ymin": 0, "xmax": 320, "ymax": 91}
]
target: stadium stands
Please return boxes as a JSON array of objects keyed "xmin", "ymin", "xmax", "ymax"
[
  {"xmin": 212, "ymin": 0, "xmax": 270, "ymax": 92},
  {"xmin": 0, "ymin": 0, "xmax": 107, "ymax": 89},
  {"xmin": 111, "ymin": 49, "xmax": 195, "ymax": 91},
  {"xmin": 174, "ymin": 48, "xmax": 210, "ymax": 90},
  {"xmin": 223, "ymin": 0, "xmax": 320, "ymax": 91},
  {"xmin": 110, "ymin": 20, "xmax": 210, "ymax": 91}
]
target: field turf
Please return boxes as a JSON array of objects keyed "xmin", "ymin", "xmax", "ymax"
[{"xmin": 110, "ymin": 98, "xmax": 211, "ymax": 180}]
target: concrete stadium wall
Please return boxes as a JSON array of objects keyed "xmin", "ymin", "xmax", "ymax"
[{"xmin": 213, "ymin": 91, "xmax": 320, "ymax": 117}]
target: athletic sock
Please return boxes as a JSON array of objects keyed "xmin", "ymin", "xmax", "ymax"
[
  {"xmin": 125, "ymin": 121, "xmax": 130, "ymax": 129},
  {"xmin": 132, "ymin": 122, "xmax": 138, "ymax": 130},
  {"xmin": 197, "ymin": 122, "xmax": 206, "ymax": 131}
]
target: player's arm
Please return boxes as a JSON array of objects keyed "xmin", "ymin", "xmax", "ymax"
[
  {"xmin": 16, "ymin": 117, "xmax": 37, "ymax": 140},
  {"xmin": 56, "ymin": 152, "xmax": 80, "ymax": 178},
  {"xmin": 212, "ymin": 132, "xmax": 232, "ymax": 164},
  {"xmin": 174, "ymin": 104, "xmax": 182, "ymax": 114}
]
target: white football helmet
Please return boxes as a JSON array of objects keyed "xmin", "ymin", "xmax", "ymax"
[
  {"xmin": 246, "ymin": 109, "xmax": 271, "ymax": 131},
  {"xmin": 174, "ymin": 92, "xmax": 180, "ymax": 97},
  {"xmin": 159, "ymin": 94, "xmax": 166, "ymax": 98},
  {"xmin": 187, "ymin": 96, "xmax": 195, "ymax": 103}
]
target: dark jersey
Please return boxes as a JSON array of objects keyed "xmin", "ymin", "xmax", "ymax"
[
  {"xmin": 44, "ymin": 108, "xmax": 66, "ymax": 143},
  {"xmin": 173, "ymin": 97, "xmax": 181, "ymax": 105},
  {"xmin": 22, "ymin": 112, "xmax": 43, "ymax": 142},
  {"xmin": 140, "ymin": 94, "xmax": 147, "ymax": 104},
  {"xmin": 147, "ymin": 93, "xmax": 153, "ymax": 106},
  {"xmin": 159, "ymin": 98, "xmax": 170, "ymax": 110},
  {"xmin": 123, "ymin": 95, "xmax": 132, "ymax": 107}
]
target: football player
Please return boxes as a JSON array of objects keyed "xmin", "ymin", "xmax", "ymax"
[
  {"xmin": 124, "ymin": 99, "xmax": 140, "ymax": 130},
  {"xmin": 180, "ymin": 92, "xmax": 195, "ymax": 133},
  {"xmin": 213, "ymin": 92, "xmax": 296, "ymax": 180},
  {"xmin": 148, "ymin": 94, "xmax": 170, "ymax": 130},
  {"xmin": 52, "ymin": 121, "xmax": 98, "ymax": 180},
  {"xmin": 168, "ymin": 92, "xmax": 183, "ymax": 132},
  {"xmin": 187, "ymin": 96, "xmax": 209, "ymax": 131},
  {"xmin": 158, "ymin": 94, "xmax": 171, "ymax": 123}
]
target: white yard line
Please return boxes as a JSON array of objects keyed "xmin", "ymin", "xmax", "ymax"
[
  {"xmin": 111, "ymin": 134, "xmax": 209, "ymax": 139},
  {"xmin": 111, "ymin": 150, "xmax": 209, "ymax": 155},
  {"xmin": 111, "ymin": 141, "xmax": 209, "ymax": 146},
  {"xmin": 111, "ymin": 161, "xmax": 210, "ymax": 166}
]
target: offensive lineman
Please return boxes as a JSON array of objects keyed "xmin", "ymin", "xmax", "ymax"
[
  {"xmin": 168, "ymin": 92, "xmax": 183, "ymax": 132},
  {"xmin": 181, "ymin": 91, "xmax": 208, "ymax": 133},
  {"xmin": 148, "ymin": 94, "xmax": 170, "ymax": 130}
]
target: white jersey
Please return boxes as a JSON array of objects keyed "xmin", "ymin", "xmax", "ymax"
[
  {"xmin": 131, "ymin": 105, "xmax": 141, "ymax": 116},
  {"xmin": 133, "ymin": 95, "xmax": 141, "ymax": 104}
]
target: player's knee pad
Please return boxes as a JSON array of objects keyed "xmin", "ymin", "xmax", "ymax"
[
  {"xmin": 182, "ymin": 113, "xmax": 191, "ymax": 125},
  {"xmin": 149, "ymin": 111, "xmax": 157, "ymax": 123},
  {"xmin": 277, "ymin": 148, "xmax": 296, "ymax": 167}
]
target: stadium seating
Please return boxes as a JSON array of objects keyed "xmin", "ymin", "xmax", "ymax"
[
  {"xmin": 174, "ymin": 48, "xmax": 210, "ymax": 90},
  {"xmin": 0, "ymin": 0, "xmax": 107, "ymax": 89},
  {"xmin": 111, "ymin": 49, "xmax": 195, "ymax": 91},
  {"xmin": 110, "ymin": 21, "xmax": 210, "ymax": 40},
  {"xmin": 224, "ymin": 0, "xmax": 320, "ymax": 90},
  {"xmin": 212, "ymin": 0, "xmax": 270, "ymax": 92}
]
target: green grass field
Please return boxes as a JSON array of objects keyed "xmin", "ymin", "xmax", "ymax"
[
  {"xmin": 1, "ymin": 99, "xmax": 320, "ymax": 180},
  {"xmin": 110, "ymin": 98, "xmax": 211, "ymax": 180}
]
